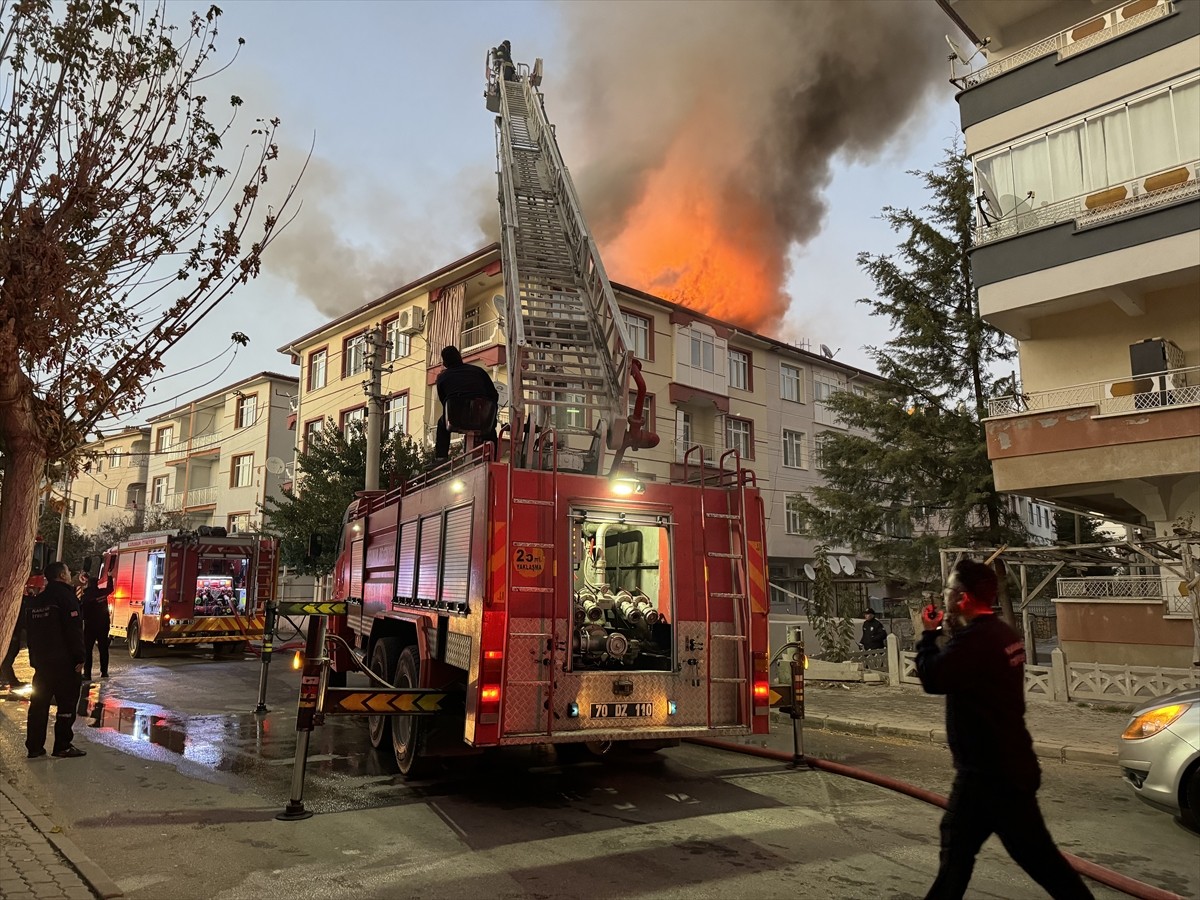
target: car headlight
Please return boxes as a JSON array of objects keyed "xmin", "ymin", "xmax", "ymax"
[{"xmin": 1121, "ymin": 702, "xmax": 1191, "ymax": 740}]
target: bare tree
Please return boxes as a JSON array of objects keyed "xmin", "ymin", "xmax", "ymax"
[{"xmin": 0, "ymin": 0, "xmax": 297, "ymax": 650}]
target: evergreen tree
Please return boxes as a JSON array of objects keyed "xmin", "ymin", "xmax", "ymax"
[
  {"xmin": 797, "ymin": 144, "xmax": 1024, "ymax": 604},
  {"xmin": 263, "ymin": 423, "xmax": 430, "ymax": 576},
  {"xmin": 807, "ymin": 545, "xmax": 854, "ymax": 661}
]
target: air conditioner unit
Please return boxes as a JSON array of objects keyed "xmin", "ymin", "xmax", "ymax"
[
  {"xmin": 398, "ymin": 306, "xmax": 426, "ymax": 335},
  {"xmin": 1130, "ymin": 338, "xmax": 1187, "ymax": 405}
]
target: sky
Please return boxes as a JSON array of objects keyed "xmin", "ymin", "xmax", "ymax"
[{"xmin": 129, "ymin": 0, "xmax": 964, "ymax": 426}]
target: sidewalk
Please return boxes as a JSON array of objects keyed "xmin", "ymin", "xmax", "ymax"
[{"xmin": 786, "ymin": 680, "xmax": 1129, "ymax": 767}]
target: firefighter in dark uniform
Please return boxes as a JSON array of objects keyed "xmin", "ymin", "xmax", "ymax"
[
  {"xmin": 917, "ymin": 559, "xmax": 1092, "ymax": 899},
  {"xmin": 78, "ymin": 570, "xmax": 114, "ymax": 681},
  {"xmin": 434, "ymin": 345, "xmax": 499, "ymax": 460},
  {"xmin": 25, "ymin": 561, "xmax": 87, "ymax": 759}
]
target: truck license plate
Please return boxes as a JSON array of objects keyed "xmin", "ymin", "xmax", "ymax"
[{"xmin": 590, "ymin": 702, "xmax": 653, "ymax": 718}]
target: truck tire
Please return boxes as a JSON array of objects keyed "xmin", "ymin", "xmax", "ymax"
[
  {"xmin": 368, "ymin": 638, "xmax": 401, "ymax": 750},
  {"xmin": 127, "ymin": 618, "xmax": 144, "ymax": 659},
  {"xmin": 392, "ymin": 646, "xmax": 430, "ymax": 778},
  {"xmin": 214, "ymin": 641, "xmax": 247, "ymax": 658}
]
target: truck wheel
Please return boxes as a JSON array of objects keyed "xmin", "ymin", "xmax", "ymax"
[
  {"xmin": 214, "ymin": 641, "xmax": 247, "ymax": 658},
  {"xmin": 557, "ymin": 740, "xmax": 614, "ymax": 763},
  {"xmin": 368, "ymin": 638, "xmax": 400, "ymax": 749},
  {"xmin": 392, "ymin": 646, "xmax": 430, "ymax": 778},
  {"xmin": 127, "ymin": 619, "xmax": 144, "ymax": 659}
]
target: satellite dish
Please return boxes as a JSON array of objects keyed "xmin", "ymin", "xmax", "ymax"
[
  {"xmin": 820, "ymin": 344, "xmax": 833, "ymax": 358},
  {"xmin": 803, "ymin": 563, "xmax": 816, "ymax": 581},
  {"xmin": 491, "ymin": 294, "xmax": 506, "ymax": 331},
  {"xmin": 265, "ymin": 457, "xmax": 286, "ymax": 475},
  {"xmin": 975, "ymin": 169, "xmax": 1002, "ymax": 224},
  {"xmin": 496, "ymin": 382, "xmax": 511, "ymax": 408},
  {"xmin": 827, "ymin": 556, "xmax": 842, "ymax": 575},
  {"xmin": 839, "ymin": 556, "xmax": 856, "ymax": 576}
]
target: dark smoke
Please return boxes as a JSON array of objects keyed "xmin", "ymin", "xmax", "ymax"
[{"xmin": 556, "ymin": 0, "xmax": 947, "ymax": 324}]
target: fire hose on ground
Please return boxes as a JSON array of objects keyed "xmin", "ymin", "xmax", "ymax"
[{"xmin": 686, "ymin": 736, "xmax": 1184, "ymax": 900}]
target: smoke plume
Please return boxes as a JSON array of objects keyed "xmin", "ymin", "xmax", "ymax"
[{"xmin": 557, "ymin": 0, "xmax": 946, "ymax": 333}]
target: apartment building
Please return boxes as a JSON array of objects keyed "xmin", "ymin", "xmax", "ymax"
[
  {"xmin": 65, "ymin": 426, "xmax": 151, "ymax": 536},
  {"xmin": 278, "ymin": 245, "xmax": 887, "ymax": 606},
  {"xmin": 941, "ymin": 0, "xmax": 1200, "ymax": 664},
  {"xmin": 143, "ymin": 371, "xmax": 298, "ymax": 534}
]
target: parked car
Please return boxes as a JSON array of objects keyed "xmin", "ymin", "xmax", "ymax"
[{"xmin": 1117, "ymin": 688, "xmax": 1200, "ymax": 828}]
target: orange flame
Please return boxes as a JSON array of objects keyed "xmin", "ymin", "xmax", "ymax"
[{"xmin": 602, "ymin": 136, "xmax": 785, "ymax": 334}]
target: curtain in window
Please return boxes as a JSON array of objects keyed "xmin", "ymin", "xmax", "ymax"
[
  {"xmin": 1173, "ymin": 80, "xmax": 1199, "ymax": 162},
  {"xmin": 1129, "ymin": 92, "xmax": 1177, "ymax": 175},
  {"xmin": 1010, "ymin": 138, "xmax": 1052, "ymax": 209},
  {"xmin": 426, "ymin": 281, "xmax": 466, "ymax": 366},
  {"xmin": 1047, "ymin": 124, "xmax": 1085, "ymax": 201},
  {"xmin": 1086, "ymin": 110, "xmax": 1134, "ymax": 189},
  {"xmin": 976, "ymin": 153, "xmax": 1015, "ymax": 214}
]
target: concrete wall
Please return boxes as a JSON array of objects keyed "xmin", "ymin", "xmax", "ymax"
[{"xmin": 1057, "ymin": 599, "xmax": 1194, "ymax": 667}]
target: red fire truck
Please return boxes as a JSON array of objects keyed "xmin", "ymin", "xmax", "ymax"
[
  {"xmin": 324, "ymin": 50, "xmax": 771, "ymax": 775},
  {"xmin": 26, "ymin": 537, "xmax": 49, "ymax": 597},
  {"xmin": 101, "ymin": 529, "xmax": 278, "ymax": 658}
]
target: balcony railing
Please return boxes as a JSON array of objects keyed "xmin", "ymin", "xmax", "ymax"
[
  {"xmin": 974, "ymin": 160, "xmax": 1199, "ymax": 247},
  {"xmin": 165, "ymin": 430, "xmax": 222, "ymax": 464},
  {"xmin": 151, "ymin": 485, "xmax": 218, "ymax": 511},
  {"xmin": 461, "ymin": 322, "xmax": 501, "ymax": 353},
  {"xmin": 988, "ymin": 365, "xmax": 1200, "ymax": 418},
  {"xmin": 962, "ymin": 0, "xmax": 1173, "ymax": 89},
  {"xmin": 1057, "ymin": 576, "xmax": 1164, "ymax": 600}
]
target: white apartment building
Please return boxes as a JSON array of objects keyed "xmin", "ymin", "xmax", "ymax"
[
  {"xmin": 144, "ymin": 371, "xmax": 298, "ymax": 534},
  {"xmin": 69, "ymin": 426, "xmax": 151, "ymax": 536}
]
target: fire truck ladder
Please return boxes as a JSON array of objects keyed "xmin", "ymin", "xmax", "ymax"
[
  {"xmin": 689, "ymin": 449, "xmax": 751, "ymax": 728},
  {"xmin": 489, "ymin": 59, "xmax": 632, "ymax": 471},
  {"xmin": 255, "ymin": 539, "xmax": 277, "ymax": 610}
]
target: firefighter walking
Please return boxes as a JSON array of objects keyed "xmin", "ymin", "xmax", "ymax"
[{"xmin": 25, "ymin": 561, "xmax": 88, "ymax": 759}]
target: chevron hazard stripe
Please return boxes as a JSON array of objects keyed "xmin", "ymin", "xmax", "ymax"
[
  {"xmin": 276, "ymin": 601, "xmax": 347, "ymax": 616},
  {"xmin": 324, "ymin": 688, "xmax": 462, "ymax": 716}
]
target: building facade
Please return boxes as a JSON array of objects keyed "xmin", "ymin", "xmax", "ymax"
[
  {"xmin": 278, "ymin": 245, "xmax": 889, "ymax": 608},
  {"xmin": 143, "ymin": 372, "xmax": 298, "ymax": 534},
  {"xmin": 942, "ymin": 0, "xmax": 1200, "ymax": 664},
  {"xmin": 64, "ymin": 427, "xmax": 151, "ymax": 536}
]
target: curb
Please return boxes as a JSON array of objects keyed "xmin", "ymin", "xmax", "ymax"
[
  {"xmin": 0, "ymin": 706, "xmax": 124, "ymax": 899},
  {"xmin": 771, "ymin": 710, "xmax": 1119, "ymax": 768}
]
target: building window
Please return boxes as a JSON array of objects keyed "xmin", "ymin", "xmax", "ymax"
[
  {"xmin": 386, "ymin": 394, "xmax": 409, "ymax": 435},
  {"xmin": 975, "ymin": 77, "xmax": 1200, "ymax": 214},
  {"xmin": 303, "ymin": 418, "xmax": 324, "ymax": 453},
  {"xmin": 156, "ymin": 426, "xmax": 174, "ymax": 452},
  {"xmin": 228, "ymin": 513, "xmax": 251, "ymax": 535},
  {"xmin": 780, "ymin": 364, "xmax": 803, "ymax": 403},
  {"xmin": 231, "ymin": 453, "xmax": 254, "ymax": 488},
  {"xmin": 235, "ymin": 394, "xmax": 257, "ymax": 429},
  {"xmin": 308, "ymin": 349, "xmax": 327, "ymax": 391},
  {"xmin": 680, "ymin": 411, "xmax": 693, "ymax": 446},
  {"xmin": 110, "ymin": 449, "xmax": 123, "ymax": 468},
  {"xmin": 95, "ymin": 457, "xmax": 103, "ymax": 473},
  {"xmin": 384, "ymin": 319, "xmax": 411, "ymax": 363},
  {"xmin": 151, "ymin": 475, "xmax": 169, "ymax": 505},
  {"xmin": 783, "ymin": 429, "xmax": 807, "ymax": 468},
  {"xmin": 814, "ymin": 433, "xmax": 831, "ymax": 469},
  {"xmin": 82, "ymin": 498, "xmax": 89, "ymax": 515},
  {"xmin": 729, "ymin": 349, "xmax": 750, "ymax": 391},
  {"xmin": 622, "ymin": 311, "xmax": 652, "ymax": 360},
  {"xmin": 628, "ymin": 392, "xmax": 655, "ymax": 431},
  {"xmin": 107, "ymin": 488, "xmax": 117, "ymax": 508},
  {"xmin": 725, "ymin": 416, "xmax": 752, "ymax": 460},
  {"xmin": 341, "ymin": 407, "xmax": 366, "ymax": 440},
  {"xmin": 785, "ymin": 495, "xmax": 806, "ymax": 535},
  {"xmin": 343, "ymin": 333, "xmax": 367, "ymax": 377},
  {"xmin": 690, "ymin": 329, "xmax": 716, "ymax": 373},
  {"xmin": 461, "ymin": 305, "xmax": 481, "ymax": 347},
  {"xmin": 563, "ymin": 394, "xmax": 586, "ymax": 430}
]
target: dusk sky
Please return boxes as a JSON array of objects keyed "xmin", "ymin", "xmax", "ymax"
[{"xmin": 128, "ymin": 0, "xmax": 964, "ymax": 426}]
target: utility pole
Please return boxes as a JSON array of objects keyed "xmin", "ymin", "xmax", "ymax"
[
  {"xmin": 364, "ymin": 325, "xmax": 385, "ymax": 492},
  {"xmin": 55, "ymin": 476, "xmax": 73, "ymax": 562}
]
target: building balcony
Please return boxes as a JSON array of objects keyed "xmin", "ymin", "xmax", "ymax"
[
  {"xmin": 1057, "ymin": 574, "xmax": 1190, "ymax": 616},
  {"xmin": 460, "ymin": 321, "xmax": 502, "ymax": 354},
  {"xmin": 165, "ymin": 431, "xmax": 222, "ymax": 465},
  {"xmin": 988, "ymin": 364, "xmax": 1200, "ymax": 418},
  {"xmin": 152, "ymin": 485, "xmax": 219, "ymax": 512},
  {"xmin": 961, "ymin": 0, "xmax": 1175, "ymax": 90}
]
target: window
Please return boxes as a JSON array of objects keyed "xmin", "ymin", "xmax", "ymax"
[
  {"xmin": 110, "ymin": 449, "xmax": 123, "ymax": 468},
  {"xmin": 690, "ymin": 329, "xmax": 716, "ymax": 373},
  {"xmin": 152, "ymin": 475, "xmax": 169, "ymax": 505},
  {"xmin": 341, "ymin": 407, "xmax": 366, "ymax": 440},
  {"xmin": 622, "ymin": 311, "xmax": 652, "ymax": 359},
  {"xmin": 563, "ymin": 394, "xmax": 586, "ymax": 430},
  {"xmin": 107, "ymin": 488, "xmax": 118, "ymax": 508},
  {"xmin": 235, "ymin": 394, "xmax": 257, "ymax": 429},
  {"xmin": 780, "ymin": 364, "xmax": 803, "ymax": 402},
  {"xmin": 228, "ymin": 513, "xmax": 251, "ymax": 535},
  {"xmin": 627, "ymin": 392, "xmax": 655, "ymax": 431},
  {"xmin": 231, "ymin": 453, "xmax": 254, "ymax": 488},
  {"xmin": 384, "ymin": 320, "xmax": 411, "ymax": 363},
  {"xmin": 785, "ymin": 495, "xmax": 806, "ymax": 535},
  {"xmin": 461, "ymin": 306, "xmax": 480, "ymax": 346},
  {"xmin": 308, "ymin": 349, "xmax": 327, "ymax": 391},
  {"xmin": 95, "ymin": 457, "xmax": 103, "ymax": 473},
  {"xmin": 82, "ymin": 498, "xmax": 89, "ymax": 515},
  {"xmin": 156, "ymin": 426, "xmax": 174, "ymax": 452},
  {"xmin": 680, "ymin": 411, "xmax": 693, "ymax": 446},
  {"xmin": 814, "ymin": 433, "xmax": 831, "ymax": 469},
  {"xmin": 729, "ymin": 349, "xmax": 750, "ymax": 391},
  {"xmin": 386, "ymin": 394, "xmax": 409, "ymax": 435},
  {"xmin": 783, "ymin": 429, "xmax": 807, "ymax": 468},
  {"xmin": 303, "ymin": 418, "xmax": 324, "ymax": 452},
  {"xmin": 725, "ymin": 416, "xmax": 752, "ymax": 460},
  {"xmin": 343, "ymin": 333, "xmax": 367, "ymax": 377}
]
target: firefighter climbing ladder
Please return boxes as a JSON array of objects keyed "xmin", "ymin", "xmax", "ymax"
[{"xmin": 491, "ymin": 61, "xmax": 632, "ymax": 469}]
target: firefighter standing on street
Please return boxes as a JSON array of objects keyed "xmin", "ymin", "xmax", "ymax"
[
  {"xmin": 78, "ymin": 570, "xmax": 114, "ymax": 681},
  {"xmin": 916, "ymin": 559, "xmax": 1092, "ymax": 899},
  {"xmin": 25, "ymin": 561, "xmax": 88, "ymax": 759}
]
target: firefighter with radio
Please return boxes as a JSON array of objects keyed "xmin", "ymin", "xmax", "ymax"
[
  {"xmin": 916, "ymin": 559, "xmax": 1091, "ymax": 899},
  {"xmin": 25, "ymin": 561, "xmax": 87, "ymax": 759},
  {"xmin": 78, "ymin": 569, "xmax": 115, "ymax": 681}
]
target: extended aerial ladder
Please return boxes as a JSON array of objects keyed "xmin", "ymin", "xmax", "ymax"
[{"xmin": 486, "ymin": 51, "xmax": 657, "ymax": 473}]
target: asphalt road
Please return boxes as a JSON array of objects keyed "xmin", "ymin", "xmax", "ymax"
[{"xmin": 1, "ymin": 645, "xmax": 1195, "ymax": 900}]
